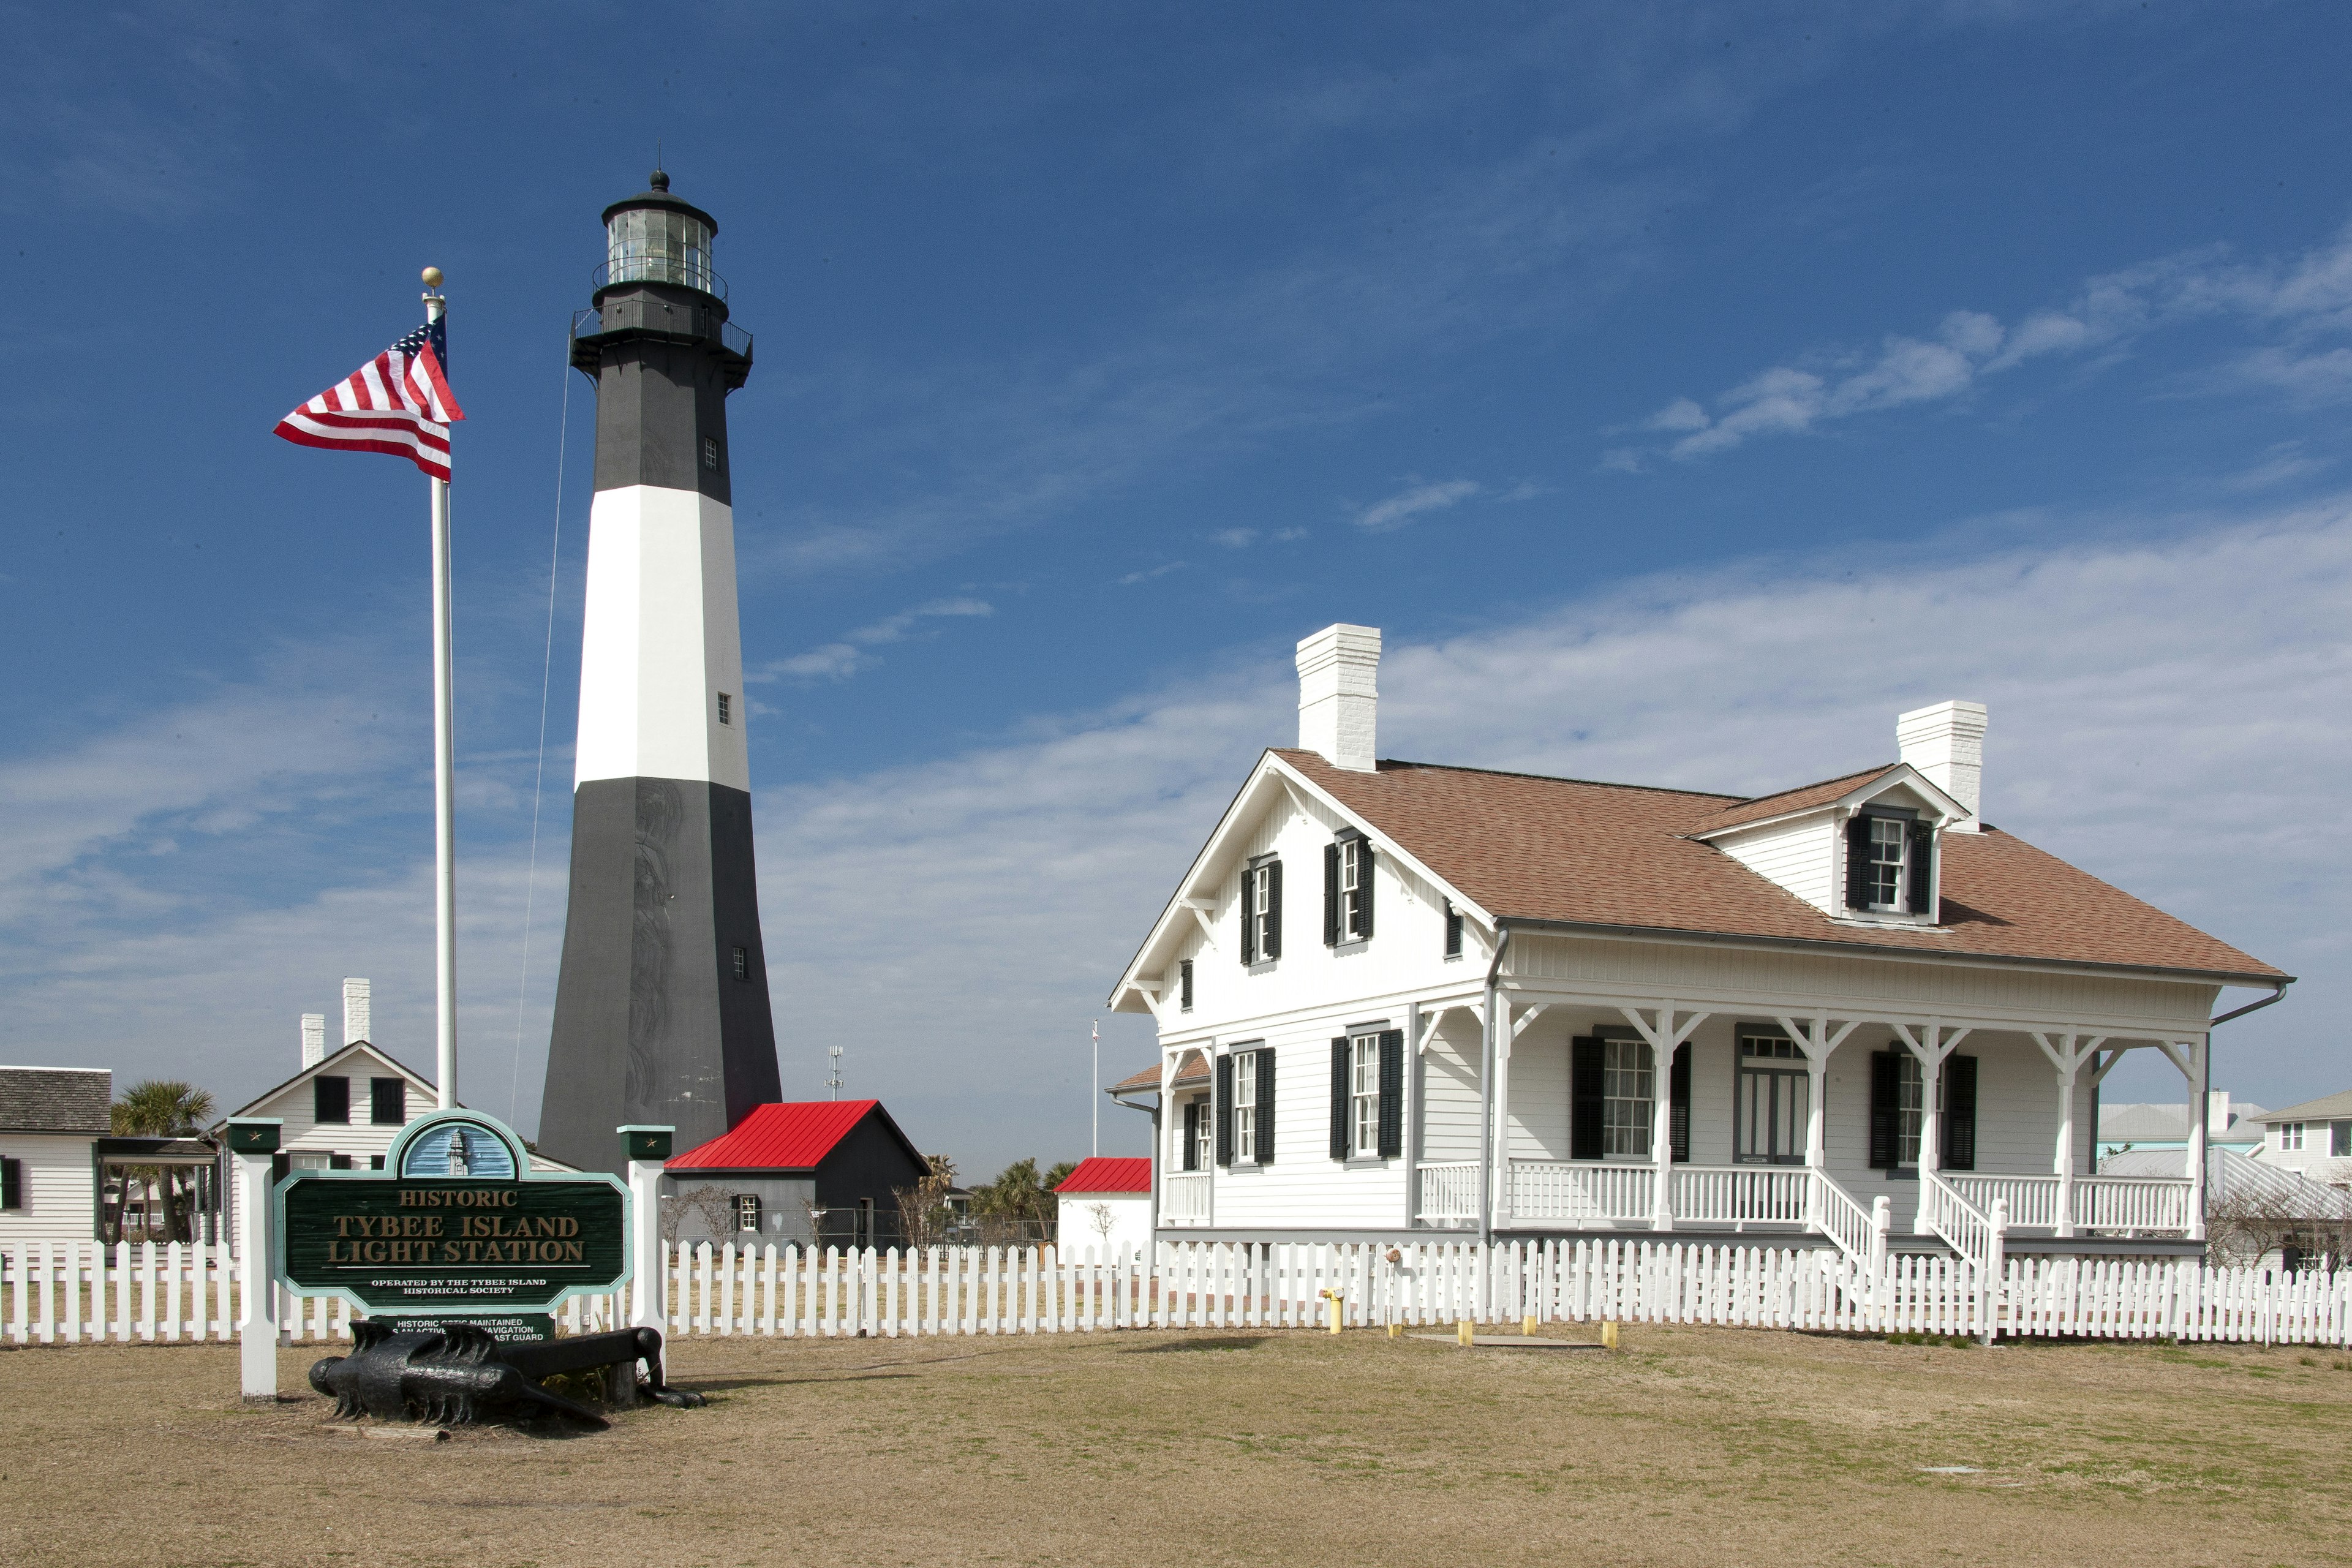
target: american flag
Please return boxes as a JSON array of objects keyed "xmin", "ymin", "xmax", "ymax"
[{"xmin": 273, "ymin": 318, "xmax": 465, "ymax": 480}]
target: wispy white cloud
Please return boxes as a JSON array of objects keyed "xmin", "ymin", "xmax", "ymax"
[
  {"xmin": 1212, "ymin": 528, "xmax": 1258, "ymax": 549},
  {"xmin": 1115, "ymin": 562, "xmax": 1185, "ymax": 586},
  {"xmin": 1355, "ymin": 478, "xmax": 1482, "ymax": 532},
  {"xmin": 1630, "ymin": 225, "xmax": 2352, "ymax": 462},
  {"xmin": 752, "ymin": 597, "xmax": 994, "ymax": 683}
]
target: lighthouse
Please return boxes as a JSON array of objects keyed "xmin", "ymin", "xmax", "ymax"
[{"xmin": 537, "ymin": 172, "xmax": 782, "ymax": 1175}]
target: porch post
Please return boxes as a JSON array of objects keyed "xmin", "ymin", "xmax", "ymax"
[
  {"xmin": 1651, "ymin": 1038, "xmax": 1675, "ymax": 1232},
  {"xmin": 2184, "ymin": 1036, "xmax": 2209, "ymax": 1242},
  {"xmin": 2053, "ymin": 1053, "xmax": 2078, "ymax": 1240},
  {"xmin": 1492, "ymin": 1003, "xmax": 1514, "ymax": 1227},
  {"xmin": 1913, "ymin": 1038, "xmax": 1943, "ymax": 1237}
]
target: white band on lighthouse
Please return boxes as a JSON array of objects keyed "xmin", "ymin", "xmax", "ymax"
[{"xmin": 573, "ymin": 484, "xmax": 750, "ymax": 793}]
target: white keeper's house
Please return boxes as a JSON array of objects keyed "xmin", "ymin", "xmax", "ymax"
[{"xmin": 1105, "ymin": 624, "xmax": 2291, "ymax": 1279}]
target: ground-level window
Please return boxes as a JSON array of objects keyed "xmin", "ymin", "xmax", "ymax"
[
  {"xmin": 736, "ymin": 1194, "xmax": 762, "ymax": 1232},
  {"xmin": 1896, "ymin": 1054, "xmax": 1925, "ymax": 1166},
  {"xmin": 2280, "ymin": 1122, "xmax": 2306, "ymax": 1153},
  {"xmin": 1735, "ymin": 1032, "xmax": 1809, "ymax": 1166},
  {"xmin": 1602, "ymin": 1039, "xmax": 1653, "ymax": 1158},
  {"xmin": 1350, "ymin": 1033, "xmax": 1381, "ymax": 1157},
  {"xmin": 1232, "ymin": 1050, "xmax": 1259, "ymax": 1163},
  {"xmin": 2335, "ymin": 1122, "xmax": 2352, "ymax": 1158}
]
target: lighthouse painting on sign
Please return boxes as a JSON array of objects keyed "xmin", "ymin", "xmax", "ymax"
[{"xmin": 537, "ymin": 172, "xmax": 782, "ymax": 1176}]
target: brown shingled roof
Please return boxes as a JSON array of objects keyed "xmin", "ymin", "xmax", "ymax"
[
  {"xmin": 1699, "ymin": 765, "xmax": 1903, "ymax": 832},
  {"xmin": 1107, "ymin": 1050, "xmax": 1209, "ymax": 1096},
  {"xmin": 0, "ymin": 1066, "xmax": 112, "ymax": 1134},
  {"xmin": 1276, "ymin": 750, "xmax": 2283, "ymax": 983}
]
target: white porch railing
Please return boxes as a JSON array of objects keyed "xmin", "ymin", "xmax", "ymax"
[
  {"xmin": 1508, "ymin": 1161, "xmax": 1654, "ymax": 1225},
  {"xmin": 1809, "ymin": 1168, "xmax": 1882, "ymax": 1274},
  {"xmin": 1921, "ymin": 1169, "xmax": 2003, "ymax": 1276},
  {"xmin": 1162, "ymin": 1172, "xmax": 1211, "ymax": 1224},
  {"xmin": 1415, "ymin": 1162, "xmax": 1481, "ymax": 1223},
  {"xmin": 1943, "ymin": 1174, "xmax": 2192, "ymax": 1234},
  {"xmin": 1670, "ymin": 1166, "xmax": 1809, "ymax": 1227},
  {"xmin": 2076, "ymin": 1177, "xmax": 2193, "ymax": 1232}
]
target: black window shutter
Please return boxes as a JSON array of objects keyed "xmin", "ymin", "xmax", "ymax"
[
  {"xmin": 1378, "ymin": 1029, "xmax": 1404, "ymax": 1158},
  {"xmin": 1215, "ymin": 1056, "xmax": 1234, "ymax": 1166},
  {"xmin": 371, "ymin": 1077, "xmax": 405, "ymax": 1125},
  {"xmin": 1869, "ymin": 1050, "xmax": 1900, "ymax": 1168},
  {"xmin": 1444, "ymin": 900, "xmax": 1463, "ymax": 958},
  {"xmin": 1255, "ymin": 1049, "xmax": 1277, "ymax": 1164},
  {"xmin": 1329, "ymin": 1037, "xmax": 1350, "ymax": 1161},
  {"xmin": 1239, "ymin": 870, "xmax": 1256, "ymax": 965},
  {"xmin": 314, "ymin": 1076, "xmax": 349, "ymax": 1124},
  {"xmin": 330, "ymin": 1153, "xmax": 352, "ymax": 1170},
  {"xmin": 1179, "ymin": 959, "xmax": 1194, "ymax": 1011},
  {"xmin": 1357, "ymin": 843, "xmax": 1376, "ymax": 939},
  {"xmin": 1263, "ymin": 860, "xmax": 1283, "ymax": 960},
  {"xmin": 1570, "ymin": 1037, "xmax": 1605, "ymax": 1160},
  {"xmin": 1942, "ymin": 1055, "xmax": 1978, "ymax": 1171},
  {"xmin": 1182, "ymin": 1101, "xmax": 1200, "ymax": 1171},
  {"xmin": 1844, "ymin": 816, "xmax": 1874, "ymax": 910},
  {"xmin": 1906, "ymin": 822, "xmax": 1934, "ymax": 914},
  {"xmin": 270, "ymin": 1153, "xmax": 290, "ymax": 1184},
  {"xmin": 1670, "ymin": 1042, "xmax": 1692, "ymax": 1163},
  {"xmin": 1323, "ymin": 842, "xmax": 1340, "ymax": 946},
  {"xmin": 1, "ymin": 1156, "xmax": 20, "ymax": 1210}
]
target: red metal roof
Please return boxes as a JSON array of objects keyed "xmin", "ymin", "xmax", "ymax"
[
  {"xmin": 1055, "ymin": 1156, "xmax": 1152, "ymax": 1194},
  {"xmin": 667, "ymin": 1100, "xmax": 882, "ymax": 1171}
]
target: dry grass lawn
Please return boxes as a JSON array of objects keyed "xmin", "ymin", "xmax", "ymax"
[{"xmin": 2, "ymin": 1324, "xmax": 2349, "ymax": 1567}]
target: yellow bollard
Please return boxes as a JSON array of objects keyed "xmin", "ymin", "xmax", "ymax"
[
  {"xmin": 1325, "ymin": 1291, "xmax": 1343, "ymax": 1335},
  {"xmin": 1387, "ymin": 1321, "xmax": 1403, "ymax": 1339},
  {"xmin": 1601, "ymin": 1319, "xmax": 1620, "ymax": 1351},
  {"xmin": 1457, "ymin": 1317, "xmax": 1476, "ymax": 1348},
  {"xmin": 1523, "ymin": 1314, "xmax": 1539, "ymax": 1337}
]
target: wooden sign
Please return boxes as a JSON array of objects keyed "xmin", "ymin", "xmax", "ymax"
[{"xmin": 273, "ymin": 1110, "xmax": 629, "ymax": 1329}]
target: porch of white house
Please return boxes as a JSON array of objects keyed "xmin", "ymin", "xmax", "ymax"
[{"xmin": 1392, "ymin": 989, "xmax": 2205, "ymax": 1280}]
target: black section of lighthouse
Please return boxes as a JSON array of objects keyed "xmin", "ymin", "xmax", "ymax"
[{"xmin": 538, "ymin": 172, "xmax": 781, "ymax": 1176}]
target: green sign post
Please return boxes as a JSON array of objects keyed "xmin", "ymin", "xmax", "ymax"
[{"xmin": 273, "ymin": 1109, "xmax": 630, "ymax": 1341}]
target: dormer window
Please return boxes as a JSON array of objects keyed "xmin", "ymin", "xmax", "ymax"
[{"xmin": 1845, "ymin": 810, "xmax": 1934, "ymax": 916}]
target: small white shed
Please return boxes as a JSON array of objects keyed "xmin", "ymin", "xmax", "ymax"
[{"xmin": 1053, "ymin": 1157, "xmax": 1152, "ymax": 1260}]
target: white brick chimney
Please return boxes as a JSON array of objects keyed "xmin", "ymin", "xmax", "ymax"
[
  {"xmin": 300, "ymin": 1013, "xmax": 326, "ymax": 1068},
  {"xmin": 2207, "ymin": 1089, "xmax": 2232, "ymax": 1137},
  {"xmin": 1296, "ymin": 624, "xmax": 1380, "ymax": 772},
  {"xmin": 1897, "ymin": 699, "xmax": 1988, "ymax": 831},
  {"xmin": 342, "ymin": 978, "xmax": 371, "ymax": 1047}
]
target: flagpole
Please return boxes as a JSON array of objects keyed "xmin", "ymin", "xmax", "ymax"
[
  {"xmin": 1091, "ymin": 1020, "xmax": 1099, "ymax": 1158},
  {"xmin": 424, "ymin": 269, "xmax": 458, "ymax": 1111}
]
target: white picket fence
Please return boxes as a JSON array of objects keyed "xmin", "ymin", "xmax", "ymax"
[{"xmin": 6, "ymin": 1237, "xmax": 2349, "ymax": 1348}]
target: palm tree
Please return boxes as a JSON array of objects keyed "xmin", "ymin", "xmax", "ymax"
[{"xmin": 110, "ymin": 1080, "xmax": 216, "ymax": 1243}]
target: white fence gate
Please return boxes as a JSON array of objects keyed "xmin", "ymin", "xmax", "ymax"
[{"xmin": 6, "ymin": 1238, "xmax": 2348, "ymax": 1348}]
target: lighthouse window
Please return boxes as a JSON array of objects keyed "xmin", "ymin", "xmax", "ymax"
[
  {"xmin": 703, "ymin": 436, "xmax": 720, "ymax": 471},
  {"xmin": 731, "ymin": 946, "xmax": 749, "ymax": 981},
  {"xmin": 717, "ymin": 692, "xmax": 732, "ymax": 725}
]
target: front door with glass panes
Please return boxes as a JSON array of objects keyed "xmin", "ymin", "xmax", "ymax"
[{"xmin": 1735, "ymin": 1032, "xmax": 1809, "ymax": 1166}]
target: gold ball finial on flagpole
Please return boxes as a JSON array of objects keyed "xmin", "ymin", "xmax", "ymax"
[{"xmin": 421, "ymin": 265, "xmax": 444, "ymax": 289}]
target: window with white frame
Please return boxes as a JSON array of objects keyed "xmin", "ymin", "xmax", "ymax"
[
  {"xmin": 736, "ymin": 1193, "xmax": 762, "ymax": 1232},
  {"xmin": 1896, "ymin": 1054, "xmax": 1925, "ymax": 1166},
  {"xmin": 1602, "ymin": 1039, "xmax": 1653, "ymax": 1158},
  {"xmin": 1866, "ymin": 816, "xmax": 1908, "ymax": 910},
  {"xmin": 1193, "ymin": 1095, "xmax": 1213, "ymax": 1169},
  {"xmin": 2280, "ymin": 1122, "xmax": 2307, "ymax": 1152},
  {"xmin": 1232, "ymin": 1050, "xmax": 1259, "ymax": 1163},
  {"xmin": 1338, "ymin": 838, "xmax": 1366, "ymax": 941},
  {"xmin": 1248, "ymin": 864, "xmax": 1276, "ymax": 960},
  {"xmin": 1350, "ymin": 1032, "xmax": 1381, "ymax": 1156}
]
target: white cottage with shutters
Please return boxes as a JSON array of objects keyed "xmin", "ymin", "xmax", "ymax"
[{"xmin": 1105, "ymin": 624, "xmax": 2291, "ymax": 1280}]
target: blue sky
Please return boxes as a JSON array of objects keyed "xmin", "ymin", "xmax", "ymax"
[{"xmin": 4, "ymin": 3, "xmax": 2348, "ymax": 1172}]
